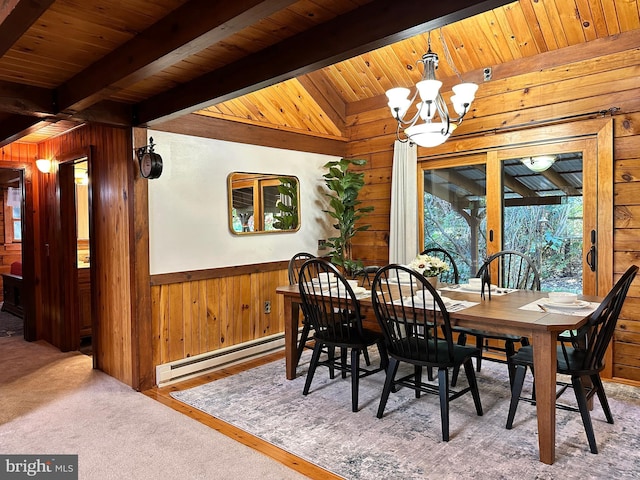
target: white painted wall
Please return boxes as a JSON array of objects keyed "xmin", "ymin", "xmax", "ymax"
[{"xmin": 147, "ymin": 130, "xmax": 337, "ymax": 275}]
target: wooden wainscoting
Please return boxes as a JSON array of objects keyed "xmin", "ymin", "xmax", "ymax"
[{"xmin": 150, "ymin": 261, "xmax": 290, "ymax": 367}]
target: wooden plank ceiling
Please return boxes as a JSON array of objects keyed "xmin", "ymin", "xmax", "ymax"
[{"xmin": 0, "ymin": 0, "xmax": 638, "ymax": 146}]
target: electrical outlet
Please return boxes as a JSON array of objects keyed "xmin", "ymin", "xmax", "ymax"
[{"xmin": 264, "ymin": 301, "xmax": 271, "ymax": 314}]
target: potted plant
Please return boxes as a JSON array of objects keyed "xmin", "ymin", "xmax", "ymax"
[{"xmin": 322, "ymin": 158, "xmax": 374, "ymax": 277}]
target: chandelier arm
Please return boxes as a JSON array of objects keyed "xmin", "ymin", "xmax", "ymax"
[
  {"xmin": 434, "ymin": 95, "xmax": 452, "ymax": 135},
  {"xmin": 394, "ymin": 119, "xmax": 410, "ymax": 143},
  {"xmin": 392, "ymin": 88, "xmax": 423, "ymax": 127}
]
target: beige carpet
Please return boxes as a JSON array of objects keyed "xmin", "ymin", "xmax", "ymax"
[{"xmin": 0, "ymin": 336, "xmax": 308, "ymax": 480}]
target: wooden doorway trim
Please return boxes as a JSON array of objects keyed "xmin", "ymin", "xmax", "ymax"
[
  {"xmin": 57, "ymin": 147, "xmax": 94, "ymax": 356},
  {"xmin": 0, "ymin": 161, "xmax": 35, "ymax": 340}
]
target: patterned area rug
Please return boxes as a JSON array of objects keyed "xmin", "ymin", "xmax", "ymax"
[
  {"xmin": 0, "ymin": 305, "xmax": 22, "ymax": 337},
  {"xmin": 172, "ymin": 351, "xmax": 640, "ymax": 479}
]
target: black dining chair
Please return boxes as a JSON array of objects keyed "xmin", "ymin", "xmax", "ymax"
[
  {"xmin": 421, "ymin": 247, "xmax": 460, "ymax": 284},
  {"xmin": 452, "ymin": 250, "xmax": 540, "ymax": 387},
  {"xmin": 371, "ymin": 264, "xmax": 483, "ymax": 441},
  {"xmin": 298, "ymin": 258, "xmax": 388, "ymax": 412},
  {"xmin": 288, "ymin": 252, "xmax": 316, "ymax": 366},
  {"xmin": 353, "ymin": 265, "xmax": 380, "ymax": 287},
  {"xmin": 506, "ymin": 265, "xmax": 638, "ymax": 454}
]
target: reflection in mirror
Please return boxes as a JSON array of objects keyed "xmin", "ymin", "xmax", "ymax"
[
  {"xmin": 74, "ymin": 158, "xmax": 91, "ymax": 267},
  {"xmin": 228, "ymin": 172, "xmax": 300, "ymax": 234}
]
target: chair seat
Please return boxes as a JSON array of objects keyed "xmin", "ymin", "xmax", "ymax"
[
  {"xmin": 510, "ymin": 344, "xmax": 597, "ymax": 376},
  {"xmin": 314, "ymin": 327, "xmax": 382, "ymax": 349},
  {"xmin": 391, "ymin": 338, "xmax": 480, "ymax": 367}
]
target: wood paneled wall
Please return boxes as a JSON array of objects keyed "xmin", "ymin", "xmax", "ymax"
[
  {"xmin": 150, "ymin": 263, "xmax": 288, "ymax": 366},
  {"xmin": 345, "ymin": 31, "xmax": 640, "ymax": 382},
  {"xmin": 37, "ymin": 124, "xmax": 137, "ymax": 386}
]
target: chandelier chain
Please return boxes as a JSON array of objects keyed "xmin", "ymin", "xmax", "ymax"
[{"xmin": 438, "ymin": 29, "xmax": 463, "ymax": 83}]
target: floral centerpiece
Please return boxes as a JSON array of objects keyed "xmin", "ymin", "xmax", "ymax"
[{"xmin": 408, "ymin": 253, "xmax": 449, "ymax": 278}]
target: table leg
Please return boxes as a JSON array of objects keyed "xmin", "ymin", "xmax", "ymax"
[
  {"xmin": 532, "ymin": 330, "xmax": 557, "ymax": 465},
  {"xmin": 283, "ymin": 295, "xmax": 299, "ymax": 380}
]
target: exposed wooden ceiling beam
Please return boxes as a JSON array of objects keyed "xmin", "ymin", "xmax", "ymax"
[
  {"xmin": 0, "ymin": 0, "xmax": 56, "ymax": 58},
  {"xmin": 0, "ymin": 79, "xmax": 132, "ymax": 129},
  {"xmin": 297, "ymin": 73, "xmax": 346, "ymax": 135},
  {"xmin": 55, "ymin": 0, "xmax": 297, "ymax": 114},
  {"xmin": 0, "ymin": 80, "xmax": 54, "ymax": 117},
  {"xmin": 153, "ymin": 113, "xmax": 347, "ymax": 157},
  {"xmin": 0, "ymin": 115, "xmax": 55, "ymax": 148},
  {"xmin": 136, "ymin": 0, "xmax": 513, "ymax": 125}
]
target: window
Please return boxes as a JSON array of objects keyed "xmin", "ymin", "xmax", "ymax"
[
  {"xmin": 422, "ymin": 160, "xmax": 487, "ymax": 282},
  {"xmin": 4, "ymin": 187, "xmax": 22, "ymax": 243},
  {"xmin": 421, "ymin": 142, "xmax": 596, "ymax": 295}
]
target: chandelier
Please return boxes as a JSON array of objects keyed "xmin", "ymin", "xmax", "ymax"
[{"xmin": 385, "ymin": 32, "xmax": 478, "ymax": 148}]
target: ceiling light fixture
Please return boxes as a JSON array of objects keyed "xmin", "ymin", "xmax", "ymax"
[
  {"xmin": 522, "ymin": 155, "xmax": 556, "ymax": 173},
  {"xmin": 35, "ymin": 158, "xmax": 52, "ymax": 173},
  {"xmin": 386, "ymin": 31, "xmax": 478, "ymax": 148}
]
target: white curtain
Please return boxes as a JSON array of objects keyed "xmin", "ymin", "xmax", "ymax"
[{"xmin": 389, "ymin": 140, "xmax": 418, "ymax": 265}]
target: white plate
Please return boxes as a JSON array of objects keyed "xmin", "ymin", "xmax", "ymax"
[
  {"xmin": 542, "ymin": 298, "xmax": 590, "ymax": 309},
  {"xmin": 458, "ymin": 283, "xmax": 497, "ymax": 293},
  {"xmin": 329, "ymin": 286, "xmax": 368, "ymax": 297},
  {"xmin": 409, "ymin": 295, "xmax": 453, "ymax": 306}
]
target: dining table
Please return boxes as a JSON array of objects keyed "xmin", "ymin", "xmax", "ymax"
[{"xmin": 276, "ymin": 282, "xmax": 600, "ymax": 465}]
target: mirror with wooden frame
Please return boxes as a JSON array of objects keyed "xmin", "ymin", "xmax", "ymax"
[{"xmin": 227, "ymin": 172, "xmax": 300, "ymax": 234}]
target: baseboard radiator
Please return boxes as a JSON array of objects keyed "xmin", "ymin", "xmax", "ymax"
[{"xmin": 156, "ymin": 332, "xmax": 286, "ymax": 387}]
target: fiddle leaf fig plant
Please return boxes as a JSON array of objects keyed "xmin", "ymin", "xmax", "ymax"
[
  {"xmin": 322, "ymin": 158, "xmax": 374, "ymax": 276},
  {"xmin": 273, "ymin": 177, "xmax": 298, "ymax": 231}
]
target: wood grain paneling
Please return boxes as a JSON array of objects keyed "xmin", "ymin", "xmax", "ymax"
[
  {"xmin": 151, "ymin": 264, "xmax": 288, "ymax": 366},
  {"xmin": 37, "ymin": 124, "xmax": 136, "ymax": 386},
  {"xmin": 345, "ymin": 39, "xmax": 640, "ymax": 381}
]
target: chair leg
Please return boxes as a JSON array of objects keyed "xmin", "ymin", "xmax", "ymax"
[
  {"xmin": 377, "ymin": 358, "xmax": 399, "ymax": 419},
  {"xmin": 451, "ymin": 332, "xmax": 467, "ymax": 387},
  {"xmin": 351, "ymin": 348, "xmax": 361, "ymax": 412},
  {"xmin": 450, "ymin": 366, "xmax": 459, "ymax": 387},
  {"xmin": 340, "ymin": 347, "xmax": 348, "ymax": 379},
  {"xmin": 463, "ymin": 358, "xmax": 483, "ymax": 416},
  {"xmin": 328, "ymin": 346, "xmax": 335, "ymax": 379},
  {"xmin": 475, "ymin": 335, "xmax": 484, "ymax": 372},
  {"xmin": 591, "ymin": 374, "xmax": 614, "ymax": 424},
  {"xmin": 415, "ymin": 366, "xmax": 422, "ymax": 399},
  {"xmin": 295, "ymin": 321, "xmax": 311, "ymax": 367},
  {"xmin": 505, "ymin": 340, "xmax": 516, "ymax": 387},
  {"xmin": 362, "ymin": 346, "xmax": 371, "ymax": 366},
  {"xmin": 437, "ymin": 367, "xmax": 450, "ymax": 441},
  {"xmin": 572, "ymin": 375, "xmax": 598, "ymax": 454},
  {"xmin": 377, "ymin": 341, "xmax": 389, "ymax": 370},
  {"xmin": 303, "ymin": 342, "xmax": 324, "ymax": 396},
  {"xmin": 506, "ymin": 364, "xmax": 527, "ymax": 429}
]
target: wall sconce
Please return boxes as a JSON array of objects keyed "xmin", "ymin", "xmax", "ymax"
[{"xmin": 36, "ymin": 158, "xmax": 52, "ymax": 173}]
